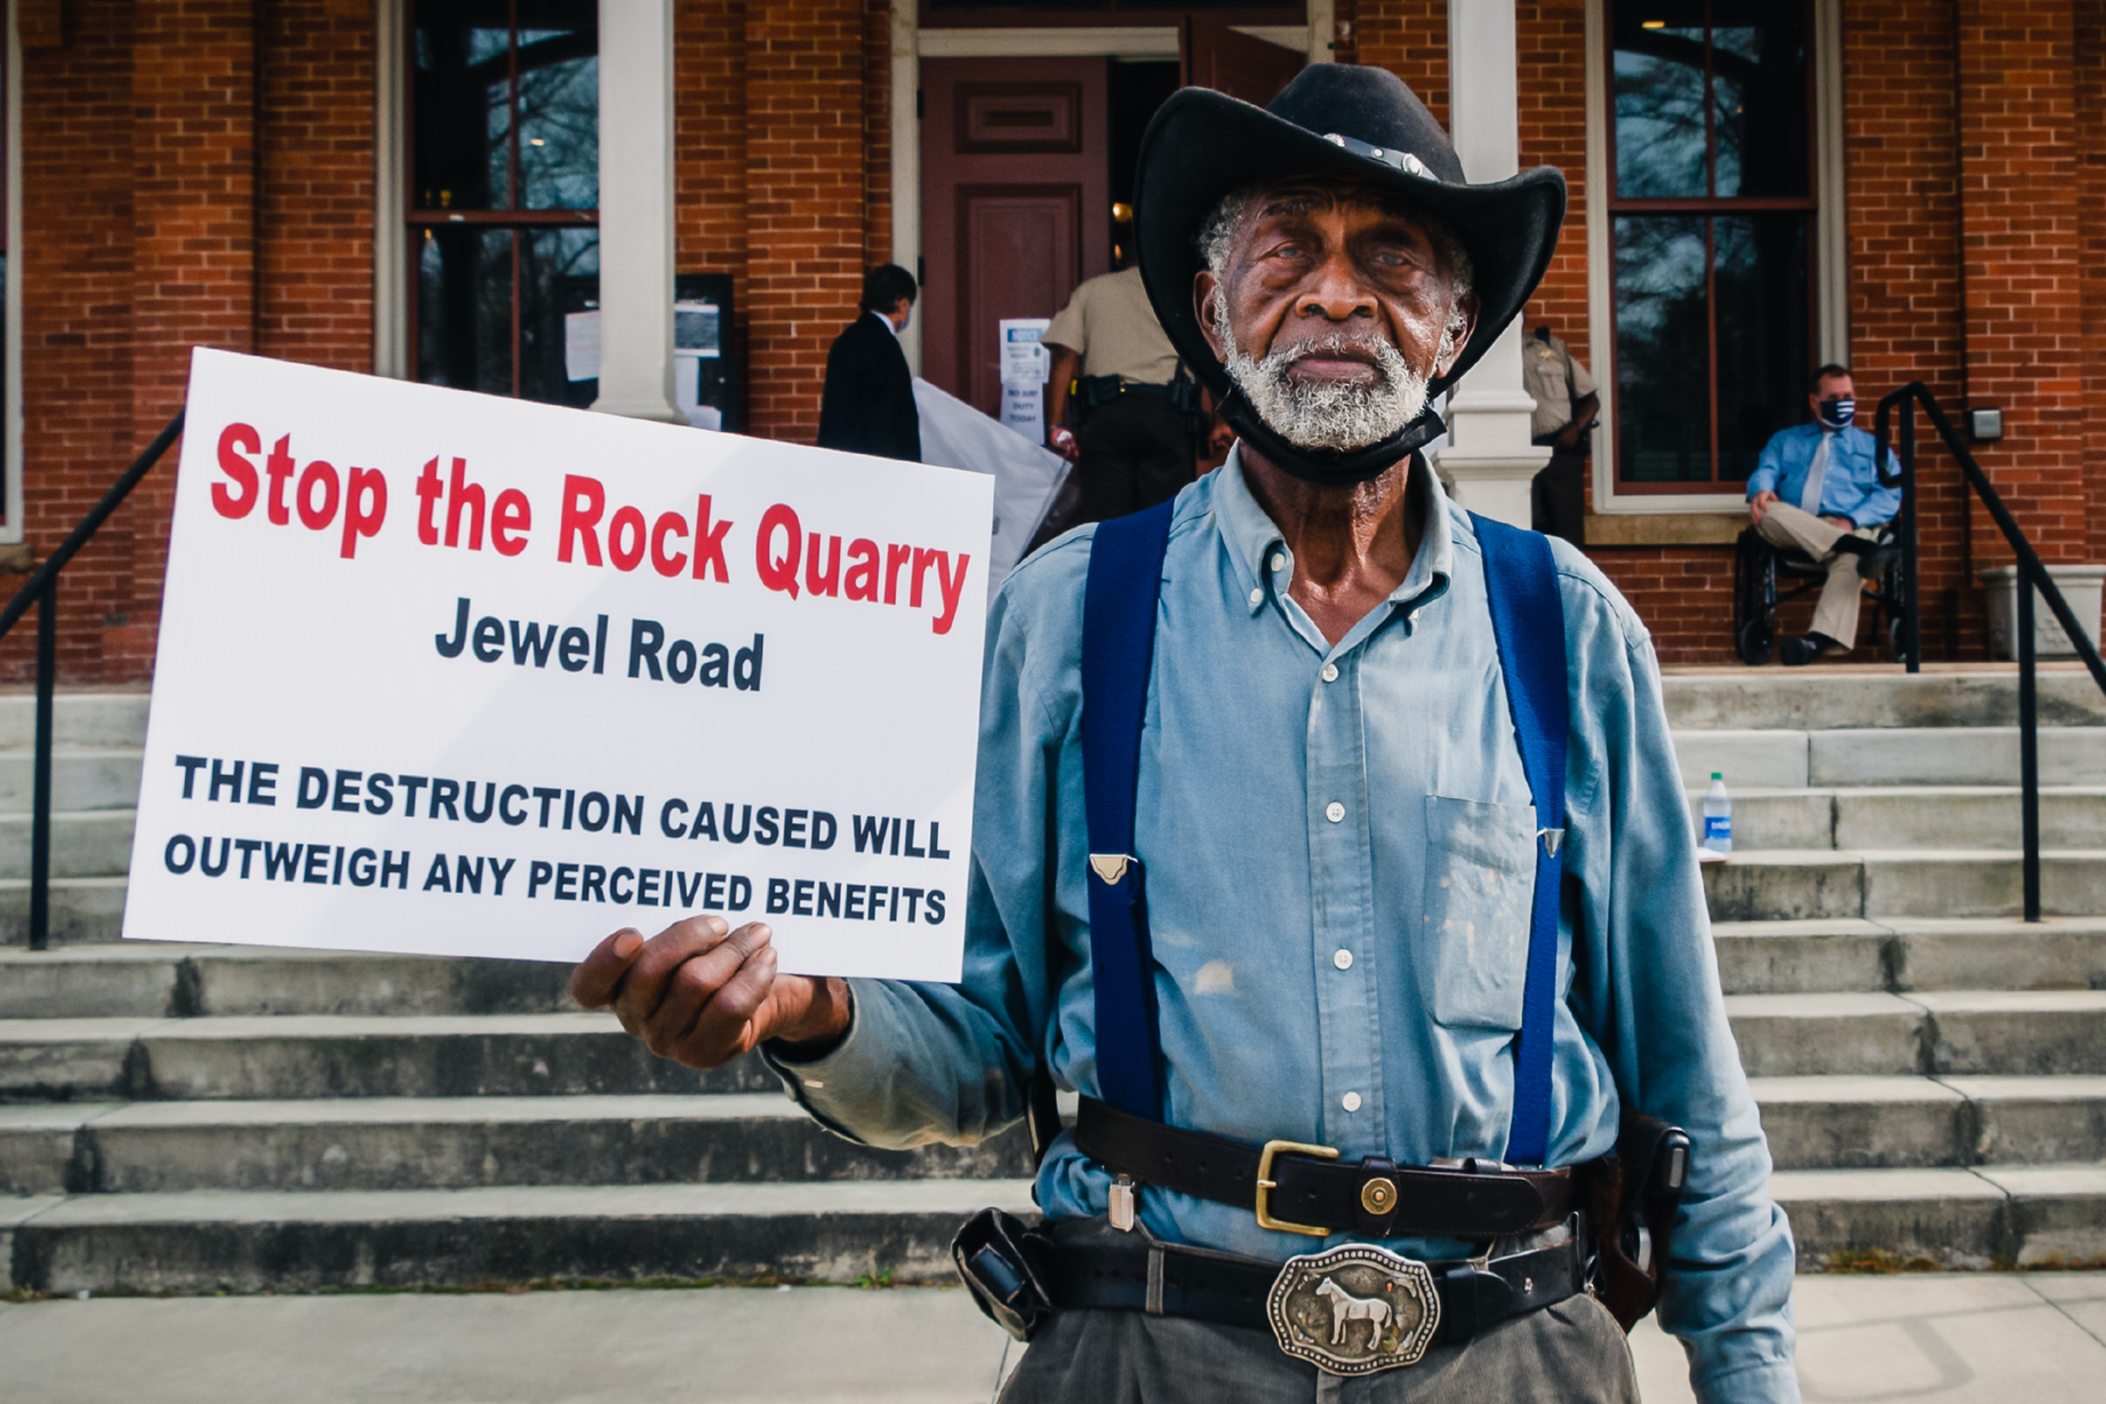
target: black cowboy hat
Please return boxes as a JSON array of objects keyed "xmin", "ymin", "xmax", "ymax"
[{"xmin": 1134, "ymin": 65, "xmax": 1566, "ymax": 475}]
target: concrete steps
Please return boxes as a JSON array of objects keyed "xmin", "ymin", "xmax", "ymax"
[
  {"xmin": 1752, "ymin": 1076, "xmax": 2106, "ymax": 1169},
  {"xmin": 1712, "ymin": 917, "xmax": 2106, "ymax": 995},
  {"xmin": 1771, "ymin": 1165, "xmax": 2106, "ymax": 1271},
  {"xmin": 1, "ymin": 672, "xmax": 2101, "ymax": 1292},
  {"xmin": 1703, "ymin": 849, "xmax": 2106, "ymax": 920},
  {"xmin": 1687, "ymin": 787, "xmax": 2106, "ymax": 851},
  {"xmin": 1724, "ymin": 991, "xmax": 2106, "ymax": 1077},
  {"xmin": 0, "ymin": 1179, "xmax": 1041, "ymax": 1295},
  {"xmin": 0, "ymin": 1013, "xmax": 778, "ymax": 1101},
  {"xmin": 0, "ymin": 1095, "xmax": 1033, "ymax": 1197}
]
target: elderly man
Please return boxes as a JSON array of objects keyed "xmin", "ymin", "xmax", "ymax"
[{"xmin": 570, "ymin": 67, "xmax": 1796, "ymax": 1404}]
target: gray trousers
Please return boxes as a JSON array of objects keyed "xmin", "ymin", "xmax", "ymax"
[{"xmin": 998, "ymin": 1230, "xmax": 1642, "ymax": 1404}]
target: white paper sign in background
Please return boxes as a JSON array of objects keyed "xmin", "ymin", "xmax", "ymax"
[{"xmin": 124, "ymin": 350, "xmax": 993, "ymax": 981}]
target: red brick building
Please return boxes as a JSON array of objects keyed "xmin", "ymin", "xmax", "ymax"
[{"xmin": 5, "ymin": 0, "xmax": 2102, "ymax": 676}]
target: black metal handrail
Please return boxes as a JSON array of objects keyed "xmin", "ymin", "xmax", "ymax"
[
  {"xmin": 0, "ymin": 411, "xmax": 185, "ymax": 950},
  {"xmin": 1874, "ymin": 385, "xmax": 2106, "ymax": 921}
]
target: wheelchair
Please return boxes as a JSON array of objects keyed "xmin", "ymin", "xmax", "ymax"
[{"xmin": 1732, "ymin": 523, "xmax": 1911, "ymax": 666}]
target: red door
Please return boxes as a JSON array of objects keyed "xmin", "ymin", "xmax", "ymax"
[
  {"xmin": 1181, "ymin": 18, "xmax": 1304, "ymax": 106},
  {"xmin": 921, "ymin": 59, "xmax": 1111, "ymax": 416}
]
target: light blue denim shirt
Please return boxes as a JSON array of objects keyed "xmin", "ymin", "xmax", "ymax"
[
  {"xmin": 770, "ymin": 450, "xmax": 1797, "ymax": 1403},
  {"xmin": 1746, "ymin": 422, "xmax": 1899, "ymax": 528}
]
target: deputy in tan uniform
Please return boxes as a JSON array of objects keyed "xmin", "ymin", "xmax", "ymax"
[
  {"xmin": 1040, "ymin": 265, "xmax": 1200, "ymax": 531},
  {"xmin": 1521, "ymin": 326, "xmax": 1598, "ymax": 545}
]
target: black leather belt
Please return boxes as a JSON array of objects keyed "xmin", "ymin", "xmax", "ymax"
[
  {"xmin": 1075, "ymin": 1096, "xmax": 1576, "ymax": 1240},
  {"xmin": 1040, "ymin": 1232, "xmax": 1587, "ymax": 1346}
]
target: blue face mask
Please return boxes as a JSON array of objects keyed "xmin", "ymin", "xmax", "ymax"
[{"xmin": 1818, "ymin": 397, "xmax": 1855, "ymax": 428}]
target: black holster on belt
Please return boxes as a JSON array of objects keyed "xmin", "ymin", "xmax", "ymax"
[
  {"xmin": 1586, "ymin": 1110, "xmax": 1693, "ymax": 1331},
  {"xmin": 1070, "ymin": 373, "xmax": 1125, "ymax": 425},
  {"xmin": 953, "ymin": 1206, "xmax": 1056, "ymax": 1342}
]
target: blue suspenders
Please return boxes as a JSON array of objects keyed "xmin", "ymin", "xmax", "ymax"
[
  {"xmin": 1470, "ymin": 513, "xmax": 1571, "ymax": 1167},
  {"xmin": 1079, "ymin": 499, "xmax": 1178, "ymax": 1121},
  {"xmin": 1077, "ymin": 504, "xmax": 1569, "ymax": 1163}
]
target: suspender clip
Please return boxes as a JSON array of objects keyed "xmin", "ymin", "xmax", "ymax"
[
  {"xmin": 1109, "ymin": 1174, "xmax": 1139, "ymax": 1232},
  {"xmin": 1088, "ymin": 853, "xmax": 1135, "ymax": 885}
]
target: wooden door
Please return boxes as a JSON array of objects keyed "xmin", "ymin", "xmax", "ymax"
[
  {"xmin": 921, "ymin": 59, "xmax": 1111, "ymax": 415},
  {"xmin": 1181, "ymin": 18, "xmax": 1304, "ymax": 106}
]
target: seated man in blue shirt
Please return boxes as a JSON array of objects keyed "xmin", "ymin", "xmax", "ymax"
[
  {"xmin": 1746, "ymin": 366, "xmax": 1901, "ymax": 666},
  {"xmin": 569, "ymin": 66, "xmax": 1795, "ymax": 1404}
]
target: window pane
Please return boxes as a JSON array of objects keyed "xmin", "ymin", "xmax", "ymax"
[
  {"xmin": 1613, "ymin": 0, "xmax": 1709, "ymax": 198},
  {"xmin": 413, "ymin": 1, "xmax": 513, "ymax": 210},
  {"xmin": 1614, "ymin": 215, "xmax": 1712, "ymax": 483},
  {"xmin": 1713, "ymin": 213, "xmax": 1809, "ymax": 483},
  {"xmin": 1711, "ymin": 0, "xmax": 1808, "ymax": 198},
  {"xmin": 520, "ymin": 228, "xmax": 600, "ymax": 408},
  {"xmin": 417, "ymin": 226, "xmax": 514, "ymax": 396},
  {"xmin": 517, "ymin": 1, "xmax": 598, "ymax": 210}
]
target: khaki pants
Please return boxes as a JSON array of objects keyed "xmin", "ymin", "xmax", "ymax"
[{"xmin": 1755, "ymin": 502, "xmax": 1881, "ymax": 649}]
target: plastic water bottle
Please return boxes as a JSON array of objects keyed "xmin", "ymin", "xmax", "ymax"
[{"xmin": 1702, "ymin": 773, "xmax": 1732, "ymax": 855}]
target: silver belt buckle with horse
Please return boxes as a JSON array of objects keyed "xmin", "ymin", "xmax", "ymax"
[{"xmin": 1265, "ymin": 1243, "xmax": 1442, "ymax": 1374}]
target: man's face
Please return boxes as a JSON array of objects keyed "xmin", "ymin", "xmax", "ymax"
[
  {"xmin": 1810, "ymin": 373, "xmax": 1853, "ymax": 425},
  {"xmin": 1195, "ymin": 178, "xmax": 1477, "ymax": 452},
  {"xmin": 890, "ymin": 297, "xmax": 914, "ymax": 333}
]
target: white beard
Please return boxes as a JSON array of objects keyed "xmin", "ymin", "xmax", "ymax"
[{"xmin": 1214, "ymin": 300, "xmax": 1432, "ymax": 453}]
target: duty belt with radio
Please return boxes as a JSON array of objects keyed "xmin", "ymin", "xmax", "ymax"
[
  {"xmin": 1070, "ymin": 363, "xmax": 1203, "ymax": 421},
  {"xmin": 954, "ymin": 502, "xmax": 1694, "ymax": 1373}
]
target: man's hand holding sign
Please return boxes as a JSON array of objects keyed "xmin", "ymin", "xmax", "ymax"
[
  {"xmin": 569, "ymin": 916, "xmax": 851, "ymax": 1068},
  {"xmin": 129, "ymin": 349, "xmax": 991, "ymax": 983}
]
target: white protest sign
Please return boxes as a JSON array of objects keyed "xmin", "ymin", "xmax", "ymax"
[{"xmin": 124, "ymin": 349, "xmax": 992, "ymax": 982}]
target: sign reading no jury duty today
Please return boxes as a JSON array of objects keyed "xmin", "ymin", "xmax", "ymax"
[{"xmin": 122, "ymin": 350, "xmax": 993, "ymax": 982}]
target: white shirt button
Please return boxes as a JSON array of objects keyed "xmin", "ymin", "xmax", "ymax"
[
  {"xmin": 1332, "ymin": 948, "xmax": 1353, "ymax": 970},
  {"xmin": 1249, "ymin": 587, "xmax": 1264, "ymax": 606},
  {"xmin": 1325, "ymin": 802, "xmax": 1345, "ymax": 823},
  {"xmin": 1320, "ymin": 663, "xmax": 1339, "ymax": 683},
  {"xmin": 1269, "ymin": 552, "xmax": 1287, "ymax": 573},
  {"xmin": 1341, "ymin": 1092, "xmax": 1363, "ymax": 1113}
]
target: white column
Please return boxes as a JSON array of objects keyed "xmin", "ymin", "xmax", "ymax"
[
  {"xmin": 890, "ymin": 1, "xmax": 922, "ymax": 375},
  {"xmin": 591, "ymin": 0, "xmax": 681, "ymax": 423},
  {"xmin": 1438, "ymin": 0, "xmax": 1547, "ymax": 528},
  {"xmin": 1306, "ymin": 0, "xmax": 1336, "ymax": 64}
]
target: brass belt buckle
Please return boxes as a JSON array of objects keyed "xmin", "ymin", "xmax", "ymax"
[
  {"xmin": 1265, "ymin": 1243, "xmax": 1442, "ymax": 1374},
  {"xmin": 1255, "ymin": 1139, "xmax": 1340, "ymax": 1237}
]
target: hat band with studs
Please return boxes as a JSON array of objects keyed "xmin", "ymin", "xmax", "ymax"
[{"xmin": 1323, "ymin": 133, "xmax": 1438, "ymax": 181}]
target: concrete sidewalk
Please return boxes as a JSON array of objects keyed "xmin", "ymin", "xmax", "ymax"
[{"xmin": 1, "ymin": 1275, "xmax": 2101, "ymax": 1402}]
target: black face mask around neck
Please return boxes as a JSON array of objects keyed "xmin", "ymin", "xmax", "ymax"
[{"xmin": 1218, "ymin": 390, "xmax": 1448, "ymax": 486}]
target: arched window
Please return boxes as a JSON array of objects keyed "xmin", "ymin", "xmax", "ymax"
[{"xmin": 408, "ymin": 0, "xmax": 599, "ymax": 405}]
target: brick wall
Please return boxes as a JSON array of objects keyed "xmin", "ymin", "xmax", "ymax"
[
  {"xmin": 742, "ymin": 0, "xmax": 867, "ymax": 444},
  {"xmin": 674, "ymin": 1, "xmax": 751, "ymax": 414},
  {"xmin": 1843, "ymin": 0, "xmax": 1977, "ymax": 657},
  {"xmin": 1356, "ymin": 1, "xmax": 1448, "ymax": 128},
  {"xmin": 2082, "ymin": 1, "xmax": 2106, "ymax": 565},
  {"xmin": 862, "ymin": 0, "xmax": 892, "ymax": 275},
  {"xmin": 120, "ymin": 0, "xmax": 259, "ymax": 677},
  {"xmin": 12, "ymin": 0, "xmax": 136, "ymax": 682},
  {"xmin": 1957, "ymin": 0, "xmax": 2087, "ymax": 570},
  {"xmin": 257, "ymin": 0, "xmax": 374, "ymax": 376},
  {"xmin": 13, "ymin": 1, "xmax": 2105, "ymax": 675}
]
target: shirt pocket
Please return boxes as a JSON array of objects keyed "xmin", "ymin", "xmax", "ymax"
[{"xmin": 1419, "ymin": 795, "xmax": 1538, "ymax": 1030}]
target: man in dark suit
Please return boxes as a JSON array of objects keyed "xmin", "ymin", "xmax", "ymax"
[{"xmin": 817, "ymin": 264, "xmax": 921, "ymax": 462}]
